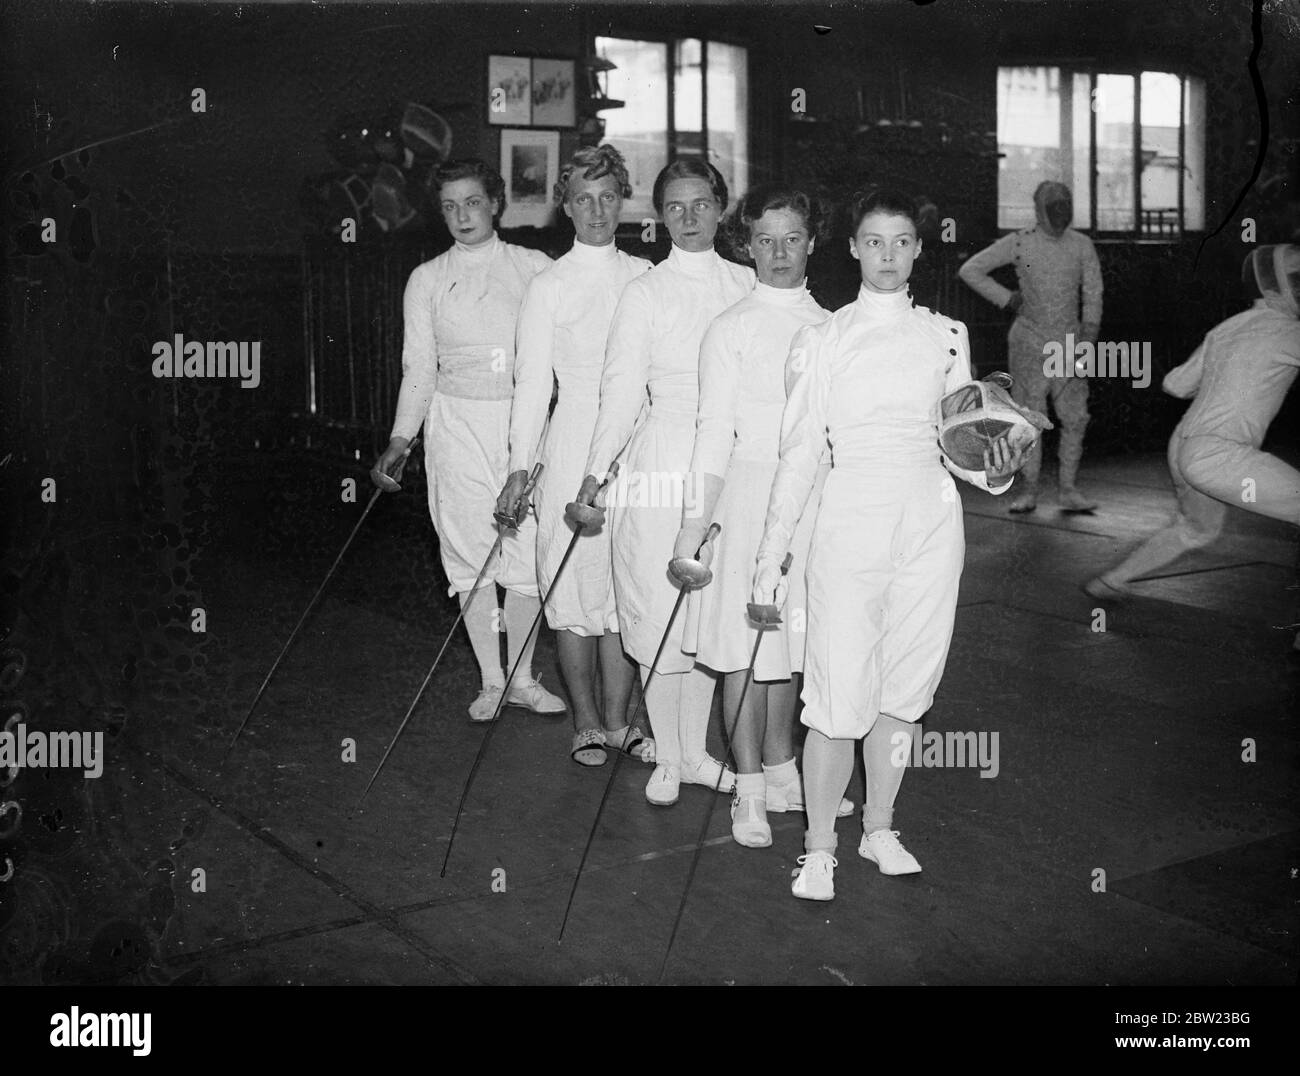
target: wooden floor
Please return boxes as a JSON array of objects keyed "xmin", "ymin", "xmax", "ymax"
[{"xmin": 2, "ymin": 450, "xmax": 1296, "ymax": 985}]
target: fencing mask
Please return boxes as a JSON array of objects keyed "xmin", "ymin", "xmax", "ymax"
[
  {"xmin": 939, "ymin": 372, "xmax": 1053, "ymax": 472},
  {"xmin": 1243, "ymin": 244, "xmax": 1300, "ymax": 319}
]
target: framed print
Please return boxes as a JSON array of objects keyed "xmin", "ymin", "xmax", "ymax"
[
  {"xmin": 487, "ymin": 54, "xmax": 531, "ymax": 127},
  {"xmin": 499, "ymin": 128, "xmax": 559, "ymax": 228},
  {"xmin": 531, "ymin": 57, "xmax": 577, "ymax": 128}
]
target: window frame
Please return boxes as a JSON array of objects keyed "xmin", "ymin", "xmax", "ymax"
[
  {"xmin": 996, "ymin": 60, "xmax": 1206, "ymax": 242},
  {"xmin": 593, "ymin": 31, "xmax": 752, "ymax": 227}
]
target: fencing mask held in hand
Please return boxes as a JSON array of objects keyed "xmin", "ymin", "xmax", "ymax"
[{"xmin": 939, "ymin": 373, "xmax": 1053, "ymax": 472}]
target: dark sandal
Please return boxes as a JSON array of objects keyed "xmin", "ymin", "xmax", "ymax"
[
  {"xmin": 570, "ymin": 728, "xmax": 607, "ymax": 767},
  {"xmin": 604, "ymin": 724, "xmax": 654, "ymax": 759}
]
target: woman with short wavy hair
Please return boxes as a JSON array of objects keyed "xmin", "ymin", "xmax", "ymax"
[
  {"xmin": 497, "ymin": 145, "xmax": 652, "ymax": 766},
  {"xmin": 678, "ymin": 183, "xmax": 855, "ymax": 847},
  {"xmin": 371, "ymin": 158, "xmax": 565, "ymax": 723}
]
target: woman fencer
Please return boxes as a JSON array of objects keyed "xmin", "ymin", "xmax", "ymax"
[
  {"xmin": 497, "ymin": 146, "xmax": 651, "ymax": 766},
  {"xmin": 574, "ymin": 158, "xmax": 755, "ymax": 806},
  {"xmin": 676, "ymin": 184, "xmax": 853, "ymax": 846},
  {"xmin": 753, "ymin": 189, "xmax": 1024, "ymax": 900},
  {"xmin": 371, "ymin": 158, "xmax": 566, "ymax": 722},
  {"xmin": 1084, "ymin": 244, "xmax": 1300, "ymax": 612}
]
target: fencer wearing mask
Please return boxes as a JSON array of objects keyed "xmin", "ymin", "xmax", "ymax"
[
  {"xmin": 1085, "ymin": 244, "xmax": 1300, "ymax": 625},
  {"xmin": 959, "ymin": 180, "xmax": 1104, "ymax": 513}
]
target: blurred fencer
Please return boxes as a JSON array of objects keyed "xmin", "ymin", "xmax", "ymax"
[
  {"xmin": 959, "ymin": 180, "xmax": 1104, "ymax": 513},
  {"xmin": 1084, "ymin": 245, "xmax": 1300, "ymax": 615}
]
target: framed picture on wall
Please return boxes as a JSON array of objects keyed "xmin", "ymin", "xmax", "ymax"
[
  {"xmin": 531, "ymin": 57, "xmax": 576, "ymax": 128},
  {"xmin": 500, "ymin": 129, "xmax": 559, "ymax": 228},
  {"xmin": 488, "ymin": 54, "xmax": 532, "ymax": 127}
]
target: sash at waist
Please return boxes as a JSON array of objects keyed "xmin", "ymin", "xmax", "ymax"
[
  {"xmin": 436, "ymin": 347, "xmax": 514, "ymax": 400},
  {"xmin": 831, "ymin": 445, "xmax": 945, "ymax": 472}
]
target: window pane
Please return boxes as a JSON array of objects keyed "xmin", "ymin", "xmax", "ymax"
[
  {"xmin": 1139, "ymin": 72, "xmax": 1183, "ymax": 236},
  {"xmin": 674, "ymin": 38, "xmax": 703, "ymax": 158},
  {"xmin": 1183, "ymin": 75, "xmax": 1206, "ymax": 231},
  {"xmin": 1069, "ymin": 73, "xmax": 1092, "ymax": 227},
  {"xmin": 997, "ymin": 66, "xmax": 1063, "ymax": 230},
  {"xmin": 597, "ymin": 37, "xmax": 669, "ymax": 223},
  {"xmin": 1095, "ymin": 73, "xmax": 1135, "ymax": 231},
  {"xmin": 706, "ymin": 42, "xmax": 748, "ymax": 210}
]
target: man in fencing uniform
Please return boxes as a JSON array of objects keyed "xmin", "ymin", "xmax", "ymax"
[{"xmin": 959, "ymin": 180, "xmax": 1104, "ymax": 513}]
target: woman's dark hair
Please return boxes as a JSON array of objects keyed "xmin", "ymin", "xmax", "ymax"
[
  {"xmin": 725, "ymin": 183, "xmax": 830, "ymax": 261},
  {"xmin": 652, "ymin": 157, "xmax": 729, "ymax": 216},
  {"xmin": 846, "ymin": 187, "xmax": 920, "ymax": 235},
  {"xmin": 434, "ymin": 158, "xmax": 507, "ymax": 218},
  {"xmin": 554, "ymin": 144, "xmax": 633, "ymax": 204}
]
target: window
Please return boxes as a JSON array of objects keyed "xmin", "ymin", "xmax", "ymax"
[
  {"xmin": 997, "ymin": 65, "xmax": 1205, "ymax": 238},
  {"xmin": 595, "ymin": 36, "xmax": 749, "ymax": 223}
]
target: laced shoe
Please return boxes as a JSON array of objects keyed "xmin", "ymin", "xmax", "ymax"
[
  {"xmin": 858, "ymin": 829, "xmax": 922, "ymax": 875},
  {"xmin": 790, "ymin": 851, "xmax": 838, "ymax": 901}
]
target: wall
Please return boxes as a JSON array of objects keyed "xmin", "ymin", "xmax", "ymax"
[{"xmin": 5, "ymin": 0, "xmax": 1297, "ymax": 484}]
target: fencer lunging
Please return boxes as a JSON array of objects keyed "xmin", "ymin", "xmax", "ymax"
[{"xmin": 1085, "ymin": 244, "xmax": 1300, "ymax": 607}]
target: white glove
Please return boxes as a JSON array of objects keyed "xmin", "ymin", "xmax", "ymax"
[
  {"xmin": 751, "ymin": 555, "xmax": 788, "ymax": 609},
  {"xmin": 668, "ymin": 522, "xmax": 716, "ymax": 589}
]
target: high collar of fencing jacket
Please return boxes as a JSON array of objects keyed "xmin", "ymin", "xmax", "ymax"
[
  {"xmin": 753, "ymin": 279, "xmax": 813, "ymax": 306},
  {"xmin": 666, "ymin": 243, "xmax": 721, "ymax": 276},
  {"xmin": 568, "ymin": 237, "xmax": 620, "ymax": 266},
  {"xmin": 452, "ymin": 232, "xmax": 501, "ymax": 259},
  {"xmin": 854, "ymin": 282, "xmax": 914, "ymax": 321}
]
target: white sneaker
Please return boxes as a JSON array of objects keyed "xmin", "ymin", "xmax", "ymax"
[
  {"xmin": 468, "ymin": 685, "xmax": 505, "ymax": 723},
  {"xmin": 790, "ymin": 850, "xmax": 838, "ymax": 901},
  {"xmin": 505, "ymin": 676, "xmax": 567, "ymax": 715},
  {"xmin": 858, "ymin": 829, "xmax": 922, "ymax": 875},
  {"xmin": 730, "ymin": 793, "xmax": 772, "ymax": 848},
  {"xmin": 645, "ymin": 763, "xmax": 680, "ymax": 807},
  {"xmin": 766, "ymin": 774, "xmax": 854, "ymax": 818},
  {"xmin": 679, "ymin": 754, "xmax": 737, "ymax": 794}
]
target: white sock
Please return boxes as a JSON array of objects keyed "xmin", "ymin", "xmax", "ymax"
[
  {"xmin": 460, "ymin": 589, "xmax": 504, "ymax": 689},
  {"xmin": 641, "ymin": 667, "xmax": 681, "ymax": 770},
  {"xmin": 502, "ymin": 588, "xmax": 540, "ymax": 687},
  {"xmin": 678, "ymin": 665, "xmax": 718, "ymax": 764},
  {"xmin": 763, "ymin": 757, "xmax": 798, "ymax": 789}
]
